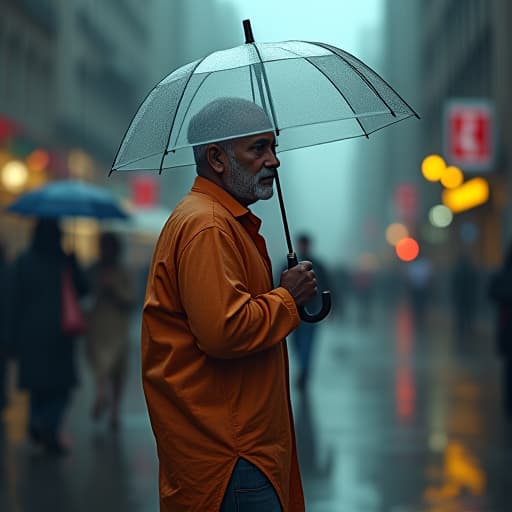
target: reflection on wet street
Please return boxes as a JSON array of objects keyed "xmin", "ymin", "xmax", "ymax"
[{"xmin": 1, "ymin": 298, "xmax": 511, "ymax": 511}]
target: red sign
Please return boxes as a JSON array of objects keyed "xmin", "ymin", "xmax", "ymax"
[
  {"xmin": 445, "ymin": 100, "xmax": 494, "ymax": 171},
  {"xmin": 132, "ymin": 176, "xmax": 158, "ymax": 207},
  {"xmin": 0, "ymin": 116, "xmax": 22, "ymax": 140},
  {"xmin": 394, "ymin": 183, "xmax": 418, "ymax": 221}
]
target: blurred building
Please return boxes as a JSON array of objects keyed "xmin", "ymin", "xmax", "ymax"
[
  {"xmin": 418, "ymin": 0, "xmax": 511, "ymax": 267},
  {"xmin": 0, "ymin": 0, "xmax": 169, "ymax": 260},
  {"xmin": 0, "ymin": 0, "xmax": 160, "ymax": 174},
  {"xmin": 350, "ymin": 4, "xmax": 422, "ymax": 281},
  {"xmin": 152, "ymin": 0, "xmax": 241, "ymax": 210},
  {"xmin": 380, "ymin": 0, "xmax": 512, "ymax": 271},
  {"xmin": 350, "ymin": 25, "xmax": 391, "ymax": 268},
  {"xmin": 0, "ymin": 0, "xmax": 241, "ymax": 261}
]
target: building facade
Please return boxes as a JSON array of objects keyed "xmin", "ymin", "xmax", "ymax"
[{"xmin": 381, "ymin": 0, "xmax": 512, "ymax": 269}]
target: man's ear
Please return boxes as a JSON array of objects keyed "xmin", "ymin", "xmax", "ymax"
[{"xmin": 206, "ymin": 144, "xmax": 228, "ymax": 175}]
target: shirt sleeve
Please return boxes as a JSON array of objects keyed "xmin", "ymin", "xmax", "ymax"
[{"xmin": 177, "ymin": 225, "xmax": 299, "ymax": 359}]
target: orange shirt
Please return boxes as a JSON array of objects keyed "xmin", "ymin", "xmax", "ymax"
[{"xmin": 142, "ymin": 176, "xmax": 304, "ymax": 511}]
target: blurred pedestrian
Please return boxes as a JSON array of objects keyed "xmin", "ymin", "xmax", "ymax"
[
  {"xmin": 330, "ymin": 261, "xmax": 350, "ymax": 319},
  {"xmin": 405, "ymin": 256, "xmax": 433, "ymax": 328},
  {"xmin": 352, "ymin": 265, "xmax": 374, "ymax": 324},
  {"xmin": 451, "ymin": 251, "xmax": 479, "ymax": 343},
  {"xmin": 0, "ymin": 241, "xmax": 8, "ymax": 417},
  {"xmin": 142, "ymin": 98, "xmax": 317, "ymax": 511},
  {"xmin": 86, "ymin": 232, "xmax": 135, "ymax": 429},
  {"xmin": 291, "ymin": 233, "xmax": 329, "ymax": 391},
  {"xmin": 7, "ymin": 219, "xmax": 88, "ymax": 454},
  {"xmin": 488, "ymin": 242, "xmax": 512, "ymax": 421}
]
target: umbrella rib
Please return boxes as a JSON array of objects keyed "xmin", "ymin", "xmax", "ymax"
[
  {"xmin": 110, "ymin": 80, "xmax": 163, "ymax": 176},
  {"xmin": 249, "ymin": 65, "xmax": 255, "ymax": 103},
  {"xmin": 330, "ymin": 45, "xmax": 421, "ymax": 120},
  {"xmin": 112, "ymin": 150, "xmax": 171, "ymax": 170},
  {"xmin": 158, "ymin": 57, "xmax": 205, "ymax": 174},
  {"xmin": 304, "ymin": 56, "xmax": 369, "ymax": 139},
  {"xmin": 274, "ymin": 114, "xmax": 415, "ymax": 155},
  {"xmin": 250, "ymin": 64, "xmax": 269, "ymax": 117},
  {"xmin": 264, "ymin": 43, "xmax": 369, "ymax": 137},
  {"xmin": 312, "ymin": 41, "xmax": 397, "ymax": 118},
  {"xmin": 166, "ymin": 71, "xmax": 212, "ymax": 155},
  {"xmin": 250, "ymin": 43, "xmax": 280, "ymax": 135}
]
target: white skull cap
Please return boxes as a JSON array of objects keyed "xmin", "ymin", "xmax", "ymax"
[{"xmin": 187, "ymin": 97, "xmax": 274, "ymax": 145}]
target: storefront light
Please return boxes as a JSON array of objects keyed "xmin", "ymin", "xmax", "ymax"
[
  {"xmin": 396, "ymin": 237, "xmax": 420, "ymax": 262},
  {"xmin": 421, "ymin": 154, "xmax": 446, "ymax": 182},
  {"xmin": 440, "ymin": 166, "xmax": 464, "ymax": 189},
  {"xmin": 442, "ymin": 178, "xmax": 490, "ymax": 213},
  {"xmin": 27, "ymin": 149, "xmax": 50, "ymax": 172},
  {"xmin": 1, "ymin": 160, "xmax": 29, "ymax": 193}
]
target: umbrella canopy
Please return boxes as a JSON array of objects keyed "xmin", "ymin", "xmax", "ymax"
[
  {"xmin": 112, "ymin": 27, "xmax": 418, "ymax": 173},
  {"xmin": 6, "ymin": 180, "xmax": 129, "ymax": 220},
  {"xmin": 109, "ymin": 19, "xmax": 419, "ymax": 323}
]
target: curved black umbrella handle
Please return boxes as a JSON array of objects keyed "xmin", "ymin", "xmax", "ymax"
[{"xmin": 287, "ymin": 253, "xmax": 331, "ymax": 323}]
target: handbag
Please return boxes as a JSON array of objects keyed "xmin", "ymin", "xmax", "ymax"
[{"xmin": 61, "ymin": 265, "xmax": 86, "ymax": 336}]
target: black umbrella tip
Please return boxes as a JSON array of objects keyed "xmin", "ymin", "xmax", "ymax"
[{"xmin": 243, "ymin": 19, "xmax": 254, "ymax": 44}]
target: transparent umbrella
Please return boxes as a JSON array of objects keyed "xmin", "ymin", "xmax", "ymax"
[{"xmin": 111, "ymin": 20, "xmax": 419, "ymax": 321}]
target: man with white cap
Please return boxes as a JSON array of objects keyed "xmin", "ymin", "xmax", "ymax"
[{"xmin": 142, "ymin": 97, "xmax": 316, "ymax": 511}]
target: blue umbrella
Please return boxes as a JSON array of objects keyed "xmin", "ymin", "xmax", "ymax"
[{"xmin": 6, "ymin": 180, "xmax": 129, "ymax": 220}]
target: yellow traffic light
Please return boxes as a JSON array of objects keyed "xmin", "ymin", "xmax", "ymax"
[{"xmin": 442, "ymin": 178, "xmax": 489, "ymax": 213}]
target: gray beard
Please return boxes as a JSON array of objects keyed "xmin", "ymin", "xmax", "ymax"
[{"xmin": 224, "ymin": 152, "xmax": 275, "ymax": 205}]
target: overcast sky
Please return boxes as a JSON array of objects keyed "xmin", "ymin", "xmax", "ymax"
[
  {"xmin": 227, "ymin": 0, "xmax": 385, "ymax": 266},
  {"xmin": 229, "ymin": 0, "xmax": 383, "ymax": 53}
]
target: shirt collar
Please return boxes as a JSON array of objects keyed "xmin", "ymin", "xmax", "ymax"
[
  {"xmin": 191, "ymin": 176, "xmax": 255, "ymax": 221},
  {"xmin": 191, "ymin": 176, "xmax": 268, "ymax": 269}
]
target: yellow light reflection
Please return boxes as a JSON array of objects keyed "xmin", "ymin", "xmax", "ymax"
[
  {"xmin": 440, "ymin": 165, "xmax": 464, "ymax": 189},
  {"xmin": 424, "ymin": 441, "xmax": 486, "ymax": 502},
  {"xmin": 421, "ymin": 154, "xmax": 446, "ymax": 182},
  {"xmin": 442, "ymin": 178, "xmax": 490, "ymax": 213},
  {"xmin": 385, "ymin": 222, "xmax": 409, "ymax": 246}
]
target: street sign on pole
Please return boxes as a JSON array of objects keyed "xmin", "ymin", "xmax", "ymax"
[{"xmin": 444, "ymin": 99, "xmax": 495, "ymax": 172}]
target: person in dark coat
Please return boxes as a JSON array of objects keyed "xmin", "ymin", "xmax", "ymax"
[
  {"xmin": 451, "ymin": 252, "xmax": 479, "ymax": 343},
  {"xmin": 7, "ymin": 218, "xmax": 88, "ymax": 454},
  {"xmin": 488, "ymin": 242, "xmax": 512, "ymax": 421},
  {"xmin": 289, "ymin": 233, "xmax": 330, "ymax": 392},
  {"xmin": 0, "ymin": 242, "xmax": 8, "ymax": 416}
]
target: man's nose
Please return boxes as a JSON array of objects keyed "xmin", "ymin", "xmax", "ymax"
[{"xmin": 265, "ymin": 150, "xmax": 280, "ymax": 169}]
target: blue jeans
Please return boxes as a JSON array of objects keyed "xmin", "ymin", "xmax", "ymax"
[{"xmin": 220, "ymin": 458, "xmax": 282, "ymax": 511}]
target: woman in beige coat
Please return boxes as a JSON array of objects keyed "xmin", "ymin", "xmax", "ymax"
[{"xmin": 86, "ymin": 232, "xmax": 135, "ymax": 428}]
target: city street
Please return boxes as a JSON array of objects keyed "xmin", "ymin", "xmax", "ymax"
[
  {"xmin": 2, "ymin": 1, "xmax": 512, "ymax": 511},
  {"xmin": 1, "ymin": 297, "xmax": 510, "ymax": 512}
]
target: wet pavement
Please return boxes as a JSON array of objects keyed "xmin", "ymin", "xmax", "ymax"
[{"xmin": 1, "ymin": 297, "xmax": 511, "ymax": 511}]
